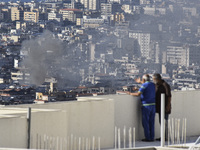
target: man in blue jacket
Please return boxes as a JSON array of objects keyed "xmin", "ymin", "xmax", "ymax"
[{"xmin": 129, "ymin": 74, "xmax": 156, "ymax": 142}]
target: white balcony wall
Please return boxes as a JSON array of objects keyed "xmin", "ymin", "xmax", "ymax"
[{"xmin": 0, "ymin": 90, "xmax": 199, "ymax": 149}]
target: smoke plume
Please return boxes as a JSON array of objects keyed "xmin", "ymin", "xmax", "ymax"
[{"xmin": 20, "ymin": 30, "xmax": 79, "ymax": 88}]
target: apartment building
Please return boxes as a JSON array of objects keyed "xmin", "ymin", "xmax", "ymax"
[
  {"xmin": 167, "ymin": 45, "xmax": 188, "ymax": 66},
  {"xmin": 129, "ymin": 31, "xmax": 151, "ymax": 59},
  {"xmin": 59, "ymin": 8, "xmax": 82, "ymax": 22},
  {"xmin": 24, "ymin": 11, "xmax": 39, "ymax": 23},
  {"xmin": 48, "ymin": 11, "xmax": 62, "ymax": 22},
  {"xmin": 101, "ymin": 3, "xmax": 112, "ymax": 16},
  {"xmin": 167, "ymin": 45, "xmax": 200, "ymax": 67},
  {"xmin": 11, "ymin": 7, "xmax": 23, "ymax": 21},
  {"xmin": 79, "ymin": 0, "xmax": 100, "ymax": 10}
]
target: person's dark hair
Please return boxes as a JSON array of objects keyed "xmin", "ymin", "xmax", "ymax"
[
  {"xmin": 143, "ymin": 74, "xmax": 150, "ymax": 81},
  {"xmin": 153, "ymin": 73, "xmax": 162, "ymax": 80}
]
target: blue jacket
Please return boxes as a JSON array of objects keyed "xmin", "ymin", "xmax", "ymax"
[{"xmin": 139, "ymin": 81, "xmax": 155, "ymax": 104}]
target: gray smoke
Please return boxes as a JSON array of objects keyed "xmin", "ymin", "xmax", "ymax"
[{"xmin": 20, "ymin": 30, "xmax": 79, "ymax": 87}]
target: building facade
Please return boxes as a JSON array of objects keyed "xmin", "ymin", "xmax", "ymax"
[
  {"xmin": 129, "ymin": 31, "xmax": 151, "ymax": 59},
  {"xmin": 59, "ymin": 8, "xmax": 82, "ymax": 22},
  {"xmin": 101, "ymin": 3, "xmax": 112, "ymax": 16},
  {"xmin": 24, "ymin": 11, "xmax": 39, "ymax": 23},
  {"xmin": 48, "ymin": 11, "xmax": 62, "ymax": 22},
  {"xmin": 11, "ymin": 7, "xmax": 23, "ymax": 21},
  {"xmin": 167, "ymin": 45, "xmax": 189, "ymax": 66},
  {"xmin": 79, "ymin": 0, "xmax": 100, "ymax": 10}
]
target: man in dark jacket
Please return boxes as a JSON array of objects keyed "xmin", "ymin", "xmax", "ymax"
[{"xmin": 152, "ymin": 73, "xmax": 172, "ymax": 140}]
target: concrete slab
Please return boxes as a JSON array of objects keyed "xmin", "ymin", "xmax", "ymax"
[
  {"xmin": 0, "ymin": 107, "xmax": 59, "ymax": 118},
  {"xmin": 104, "ymin": 136, "xmax": 199, "ymax": 150}
]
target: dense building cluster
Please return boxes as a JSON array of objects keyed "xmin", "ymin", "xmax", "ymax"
[{"xmin": 0, "ymin": 0, "xmax": 200, "ymax": 104}]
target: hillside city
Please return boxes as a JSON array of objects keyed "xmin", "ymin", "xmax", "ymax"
[{"xmin": 0, "ymin": 0, "xmax": 200, "ymax": 104}]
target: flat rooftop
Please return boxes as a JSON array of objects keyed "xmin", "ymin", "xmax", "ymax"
[{"xmin": 0, "ymin": 106, "xmax": 59, "ymax": 118}]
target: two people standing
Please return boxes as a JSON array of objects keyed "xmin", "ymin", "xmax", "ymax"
[{"xmin": 128, "ymin": 73, "xmax": 172, "ymax": 142}]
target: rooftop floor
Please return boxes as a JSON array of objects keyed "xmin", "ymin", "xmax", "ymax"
[
  {"xmin": 105, "ymin": 136, "xmax": 200, "ymax": 150},
  {"xmin": 0, "ymin": 137, "xmax": 198, "ymax": 150}
]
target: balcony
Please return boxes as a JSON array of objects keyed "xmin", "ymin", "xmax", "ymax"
[{"xmin": 0, "ymin": 90, "xmax": 199, "ymax": 149}]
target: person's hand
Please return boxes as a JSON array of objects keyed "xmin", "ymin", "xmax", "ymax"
[
  {"xmin": 132, "ymin": 87, "xmax": 138, "ymax": 91},
  {"xmin": 135, "ymin": 77, "xmax": 141, "ymax": 84}
]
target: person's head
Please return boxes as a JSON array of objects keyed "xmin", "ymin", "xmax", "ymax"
[
  {"xmin": 152, "ymin": 73, "xmax": 162, "ymax": 84},
  {"xmin": 142, "ymin": 74, "xmax": 150, "ymax": 83}
]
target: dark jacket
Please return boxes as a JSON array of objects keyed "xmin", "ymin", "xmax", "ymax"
[{"xmin": 155, "ymin": 80, "xmax": 172, "ymax": 114}]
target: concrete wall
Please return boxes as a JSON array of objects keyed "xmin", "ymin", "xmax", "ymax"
[
  {"xmin": 98, "ymin": 94, "xmax": 160, "ymax": 140},
  {"xmin": 0, "ymin": 117, "xmax": 27, "ymax": 148},
  {"xmin": 30, "ymin": 100, "xmax": 115, "ymax": 149},
  {"xmin": 99, "ymin": 90, "xmax": 200, "ymax": 140},
  {"xmin": 170, "ymin": 90, "xmax": 200, "ymax": 136},
  {"xmin": 97, "ymin": 94, "xmax": 145, "ymax": 139},
  {"xmin": 0, "ymin": 90, "xmax": 200, "ymax": 149},
  {"xmin": 4, "ymin": 99, "xmax": 115, "ymax": 149}
]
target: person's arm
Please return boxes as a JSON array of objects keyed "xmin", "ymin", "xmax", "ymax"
[
  {"xmin": 163, "ymin": 82, "xmax": 171, "ymax": 98},
  {"xmin": 165, "ymin": 97, "xmax": 171, "ymax": 113},
  {"xmin": 128, "ymin": 83, "xmax": 144, "ymax": 96},
  {"xmin": 163, "ymin": 82, "xmax": 172, "ymax": 112},
  {"xmin": 129, "ymin": 91, "xmax": 142, "ymax": 96}
]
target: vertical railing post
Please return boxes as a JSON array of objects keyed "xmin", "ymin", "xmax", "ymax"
[
  {"xmin": 161, "ymin": 94, "xmax": 165, "ymax": 147},
  {"xmin": 27, "ymin": 107, "xmax": 31, "ymax": 149}
]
